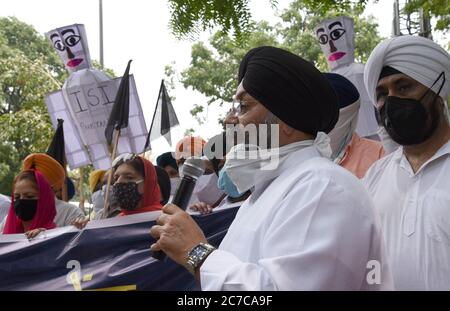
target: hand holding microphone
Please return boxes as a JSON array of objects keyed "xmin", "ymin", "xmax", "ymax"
[{"xmin": 150, "ymin": 157, "xmax": 206, "ymax": 261}]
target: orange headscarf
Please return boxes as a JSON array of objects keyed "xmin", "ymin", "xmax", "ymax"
[
  {"xmin": 119, "ymin": 156, "xmax": 162, "ymax": 216},
  {"xmin": 22, "ymin": 153, "xmax": 65, "ymax": 192},
  {"xmin": 175, "ymin": 136, "xmax": 206, "ymax": 165}
]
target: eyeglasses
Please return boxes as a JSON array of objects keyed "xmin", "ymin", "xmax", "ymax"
[
  {"xmin": 317, "ymin": 28, "xmax": 346, "ymax": 45},
  {"xmin": 112, "ymin": 153, "xmax": 137, "ymax": 169}
]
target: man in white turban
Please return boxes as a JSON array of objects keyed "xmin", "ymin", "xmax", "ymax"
[{"xmin": 363, "ymin": 35, "xmax": 450, "ymax": 290}]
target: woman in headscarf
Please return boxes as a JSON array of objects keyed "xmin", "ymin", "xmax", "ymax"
[
  {"xmin": 111, "ymin": 154, "xmax": 162, "ymax": 216},
  {"xmin": 2, "ymin": 170, "xmax": 57, "ymax": 239}
]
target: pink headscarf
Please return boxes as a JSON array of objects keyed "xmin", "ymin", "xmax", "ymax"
[{"xmin": 3, "ymin": 169, "xmax": 57, "ymax": 234}]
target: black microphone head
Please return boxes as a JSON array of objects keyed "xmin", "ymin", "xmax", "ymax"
[{"xmin": 180, "ymin": 157, "xmax": 205, "ymax": 180}]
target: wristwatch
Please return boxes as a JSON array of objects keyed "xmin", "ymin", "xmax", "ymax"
[{"xmin": 186, "ymin": 242, "xmax": 216, "ymax": 275}]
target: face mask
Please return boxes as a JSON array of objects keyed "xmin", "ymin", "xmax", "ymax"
[
  {"xmin": 380, "ymin": 72, "xmax": 445, "ymax": 146},
  {"xmin": 112, "ymin": 181, "xmax": 143, "ymax": 211},
  {"xmin": 91, "ymin": 190, "xmax": 105, "ymax": 212},
  {"xmin": 224, "ymin": 132, "xmax": 332, "ymax": 193},
  {"xmin": 14, "ymin": 199, "xmax": 38, "ymax": 221},
  {"xmin": 195, "ymin": 173, "xmax": 224, "ymax": 205},
  {"xmin": 217, "ymin": 168, "xmax": 244, "ymax": 199},
  {"xmin": 377, "ymin": 126, "xmax": 400, "ymax": 154},
  {"xmin": 169, "ymin": 177, "xmax": 180, "ymax": 196}
]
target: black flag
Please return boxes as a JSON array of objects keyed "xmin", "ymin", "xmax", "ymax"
[
  {"xmin": 144, "ymin": 79, "xmax": 179, "ymax": 151},
  {"xmin": 46, "ymin": 119, "xmax": 75, "ymax": 201},
  {"xmin": 105, "ymin": 60, "xmax": 132, "ymax": 145},
  {"xmin": 47, "ymin": 119, "xmax": 66, "ymax": 167}
]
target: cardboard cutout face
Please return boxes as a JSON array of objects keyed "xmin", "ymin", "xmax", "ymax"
[
  {"xmin": 314, "ymin": 16, "xmax": 355, "ymax": 70},
  {"xmin": 46, "ymin": 24, "xmax": 92, "ymax": 72}
]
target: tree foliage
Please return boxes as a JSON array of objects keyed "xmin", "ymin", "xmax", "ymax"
[
  {"xmin": 0, "ymin": 17, "xmax": 114, "ymax": 195},
  {"xmin": 0, "ymin": 17, "xmax": 67, "ymax": 194},
  {"xmin": 167, "ymin": 0, "xmax": 278, "ymax": 41},
  {"xmin": 170, "ymin": 0, "xmax": 384, "ymax": 120},
  {"xmin": 403, "ymin": 0, "xmax": 450, "ymax": 32}
]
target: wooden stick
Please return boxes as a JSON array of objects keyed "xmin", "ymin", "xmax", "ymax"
[
  {"xmin": 102, "ymin": 128, "xmax": 121, "ymax": 219},
  {"xmin": 61, "ymin": 177, "xmax": 68, "ymax": 202},
  {"xmin": 79, "ymin": 167, "xmax": 85, "ymax": 211}
]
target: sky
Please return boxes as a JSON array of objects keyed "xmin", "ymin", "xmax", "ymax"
[{"xmin": 1, "ymin": 0, "xmax": 432, "ymax": 159}]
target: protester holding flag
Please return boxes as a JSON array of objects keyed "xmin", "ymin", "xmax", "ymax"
[
  {"xmin": 110, "ymin": 154, "xmax": 162, "ymax": 216},
  {"xmin": 21, "ymin": 154, "xmax": 85, "ymax": 228},
  {"xmin": 2, "ymin": 170, "xmax": 56, "ymax": 239}
]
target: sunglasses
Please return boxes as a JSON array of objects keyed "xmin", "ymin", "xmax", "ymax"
[{"xmin": 112, "ymin": 153, "xmax": 137, "ymax": 169}]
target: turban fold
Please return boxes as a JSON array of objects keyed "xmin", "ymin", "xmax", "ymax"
[
  {"xmin": 364, "ymin": 35, "xmax": 450, "ymax": 107},
  {"xmin": 156, "ymin": 152, "xmax": 178, "ymax": 172},
  {"xmin": 238, "ymin": 46, "xmax": 339, "ymax": 135},
  {"xmin": 89, "ymin": 169, "xmax": 106, "ymax": 193},
  {"xmin": 22, "ymin": 153, "xmax": 65, "ymax": 191},
  {"xmin": 324, "ymin": 73, "xmax": 360, "ymax": 158},
  {"xmin": 323, "ymin": 73, "xmax": 360, "ymax": 109},
  {"xmin": 175, "ymin": 136, "xmax": 206, "ymax": 161}
]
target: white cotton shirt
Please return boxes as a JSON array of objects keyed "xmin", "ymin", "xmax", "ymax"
[
  {"xmin": 200, "ymin": 145, "xmax": 393, "ymax": 291},
  {"xmin": 54, "ymin": 199, "xmax": 85, "ymax": 227},
  {"xmin": 334, "ymin": 63, "xmax": 379, "ymax": 138},
  {"xmin": 0, "ymin": 195, "xmax": 10, "ymax": 224},
  {"xmin": 363, "ymin": 140, "xmax": 450, "ymax": 290}
]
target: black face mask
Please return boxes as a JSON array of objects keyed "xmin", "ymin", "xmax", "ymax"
[
  {"xmin": 379, "ymin": 72, "xmax": 445, "ymax": 146},
  {"xmin": 112, "ymin": 181, "xmax": 143, "ymax": 211},
  {"xmin": 14, "ymin": 199, "xmax": 38, "ymax": 221}
]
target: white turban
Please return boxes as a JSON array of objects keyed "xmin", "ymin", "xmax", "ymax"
[{"xmin": 364, "ymin": 35, "xmax": 450, "ymax": 108}]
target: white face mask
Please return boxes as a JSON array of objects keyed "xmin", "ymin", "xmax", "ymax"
[
  {"xmin": 169, "ymin": 177, "xmax": 180, "ymax": 196},
  {"xmin": 194, "ymin": 173, "xmax": 224, "ymax": 206},
  {"xmin": 224, "ymin": 132, "xmax": 332, "ymax": 193},
  {"xmin": 377, "ymin": 126, "xmax": 400, "ymax": 154}
]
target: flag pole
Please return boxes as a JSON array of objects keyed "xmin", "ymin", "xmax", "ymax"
[
  {"xmin": 62, "ymin": 153, "xmax": 69, "ymax": 202},
  {"xmin": 102, "ymin": 128, "xmax": 121, "ymax": 218},
  {"xmin": 99, "ymin": 0, "xmax": 104, "ymax": 69},
  {"xmin": 142, "ymin": 79, "xmax": 164, "ymax": 154},
  {"xmin": 78, "ymin": 167, "xmax": 85, "ymax": 211}
]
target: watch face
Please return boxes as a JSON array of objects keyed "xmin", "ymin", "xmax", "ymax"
[{"xmin": 192, "ymin": 245, "xmax": 207, "ymax": 259}]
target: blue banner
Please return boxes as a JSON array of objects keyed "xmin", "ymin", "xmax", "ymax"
[{"xmin": 0, "ymin": 206, "xmax": 239, "ymax": 291}]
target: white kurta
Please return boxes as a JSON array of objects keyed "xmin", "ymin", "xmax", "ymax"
[
  {"xmin": 54, "ymin": 199, "xmax": 85, "ymax": 227},
  {"xmin": 334, "ymin": 63, "xmax": 379, "ymax": 138},
  {"xmin": 363, "ymin": 140, "xmax": 450, "ymax": 290},
  {"xmin": 0, "ymin": 195, "xmax": 10, "ymax": 225},
  {"xmin": 200, "ymin": 146, "xmax": 393, "ymax": 290}
]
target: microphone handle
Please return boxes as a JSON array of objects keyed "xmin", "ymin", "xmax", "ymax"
[
  {"xmin": 152, "ymin": 176, "xmax": 197, "ymax": 261},
  {"xmin": 171, "ymin": 176, "xmax": 197, "ymax": 210}
]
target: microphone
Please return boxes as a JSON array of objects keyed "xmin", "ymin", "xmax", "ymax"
[{"xmin": 152, "ymin": 157, "xmax": 206, "ymax": 260}]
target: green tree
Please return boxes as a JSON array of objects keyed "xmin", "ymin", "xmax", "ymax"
[
  {"xmin": 167, "ymin": 0, "xmax": 278, "ymax": 41},
  {"xmin": 170, "ymin": 0, "xmax": 384, "ymax": 120},
  {"xmin": 0, "ymin": 17, "xmax": 114, "ymax": 195},
  {"xmin": 403, "ymin": 0, "xmax": 450, "ymax": 32},
  {"xmin": 0, "ymin": 17, "xmax": 66, "ymax": 194}
]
